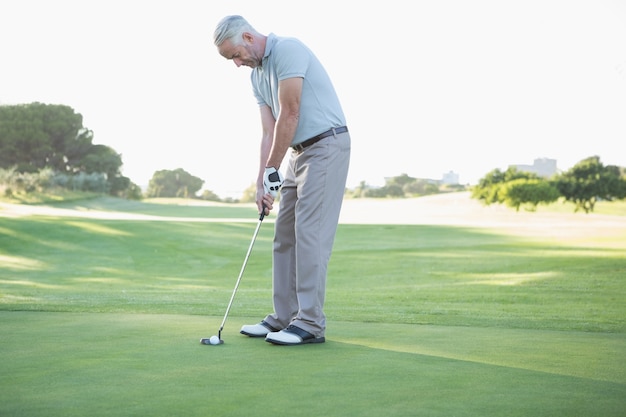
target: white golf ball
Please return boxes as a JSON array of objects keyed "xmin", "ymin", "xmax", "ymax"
[{"xmin": 209, "ymin": 335, "xmax": 220, "ymax": 345}]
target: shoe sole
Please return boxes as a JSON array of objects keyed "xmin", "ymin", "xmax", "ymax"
[
  {"xmin": 240, "ymin": 330, "xmax": 269, "ymax": 338},
  {"xmin": 265, "ymin": 336, "xmax": 325, "ymax": 346}
]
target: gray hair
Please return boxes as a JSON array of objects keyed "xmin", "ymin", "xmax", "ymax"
[{"xmin": 213, "ymin": 15, "xmax": 257, "ymax": 47}]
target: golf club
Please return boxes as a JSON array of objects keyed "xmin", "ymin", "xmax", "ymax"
[{"xmin": 200, "ymin": 206, "xmax": 266, "ymax": 346}]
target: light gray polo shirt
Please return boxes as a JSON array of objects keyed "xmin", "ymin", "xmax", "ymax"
[{"xmin": 251, "ymin": 33, "xmax": 346, "ymax": 146}]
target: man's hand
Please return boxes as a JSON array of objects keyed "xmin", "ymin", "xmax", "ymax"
[
  {"xmin": 257, "ymin": 192, "xmax": 274, "ymax": 217},
  {"xmin": 263, "ymin": 167, "xmax": 284, "ymax": 197}
]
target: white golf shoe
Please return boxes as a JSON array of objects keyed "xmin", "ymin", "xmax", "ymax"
[
  {"xmin": 265, "ymin": 325, "xmax": 325, "ymax": 345},
  {"xmin": 240, "ymin": 321, "xmax": 278, "ymax": 337}
]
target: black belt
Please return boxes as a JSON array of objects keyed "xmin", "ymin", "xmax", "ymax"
[{"xmin": 292, "ymin": 126, "xmax": 348, "ymax": 152}]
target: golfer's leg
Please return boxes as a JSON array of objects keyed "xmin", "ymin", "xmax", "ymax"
[
  {"xmin": 292, "ymin": 132, "xmax": 351, "ymax": 337},
  {"xmin": 265, "ymin": 157, "xmax": 299, "ymax": 329}
]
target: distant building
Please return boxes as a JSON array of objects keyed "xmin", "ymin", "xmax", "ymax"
[
  {"xmin": 511, "ymin": 158, "xmax": 557, "ymax": 178},
  {"xmin": 442, "ymin": 170, "xmax": 459, "ymax": 185}
]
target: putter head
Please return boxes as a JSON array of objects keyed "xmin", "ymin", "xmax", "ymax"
[{"xmin": 199, "ymin": 337, "xmax": 224, "ymax": 345}]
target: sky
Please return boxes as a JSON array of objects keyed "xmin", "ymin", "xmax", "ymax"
[{"xmin": 2, "ymin": 0, "xmax": 625, "ymax": 198}]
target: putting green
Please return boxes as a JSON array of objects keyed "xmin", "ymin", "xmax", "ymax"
[{"xmin": 1, "ymin": 311, "xmax": 624, "ymax": 417}]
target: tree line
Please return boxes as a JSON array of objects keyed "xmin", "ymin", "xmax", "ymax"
[
  {"xmin": 471, "ymin": 156, "xmax": 626, "ymax": 213},
  {"xmin": 1, "ymin": 103, "xmax": 625, "ymax": 212}
]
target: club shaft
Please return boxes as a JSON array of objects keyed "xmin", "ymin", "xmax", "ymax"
[{"xmin": 218, "ymin": 216, "xmax": 264, "ymax": 336}]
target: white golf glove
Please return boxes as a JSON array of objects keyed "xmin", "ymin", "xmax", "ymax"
[{"xmin": 263, "ymin": 167, "xmax": 284, "ymax": 197}]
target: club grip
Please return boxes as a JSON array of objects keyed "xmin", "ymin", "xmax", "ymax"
[{"xmin": 259, "ymin": 204, "xmax": 266, "ymax": 221}]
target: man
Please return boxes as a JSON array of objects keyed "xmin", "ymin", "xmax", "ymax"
[{"xmin": 213, "ymin": 15, "xmax": 350, "ymax": 345}]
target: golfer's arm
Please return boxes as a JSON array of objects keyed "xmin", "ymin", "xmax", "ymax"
[
  {"xmin": 257, "ymin": 105, "xmax": 275, "ymax": 191},
  {"xmin": 266, "ymin": 77, "xmax": 302, "ymax": 169}
]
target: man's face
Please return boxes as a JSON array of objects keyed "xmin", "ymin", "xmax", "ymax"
[{"xmin": 218, "ymin": 35, "xmax": 259, "ymax": 68}]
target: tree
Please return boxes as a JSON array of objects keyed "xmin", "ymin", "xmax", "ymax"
[
  {"xmin": 146, "ymin": 168, "xmax": 204, "ymax": 198},
  {"xmin": 118, "ymin": 182, "xmax": 143, "ymax": 200},
  {"xmin": 81, "ymin": 144, "xmax": 123, "ymax": 179},
  {"xmin": 555, "ymin": 156, "xmax": 626, "ymax": 213},
  {"xmin": 239, "ymin": 183, "xmax": 257, "ymax": 203},
  {"xmin": 501, "ymin": 179, "xmax": 560, "ymax": 211},
  {"xmin": 199, "ymin": 189, "xmax": 221, "ymax": 202},
  {"xmin": 471, "ymin": 167, "xmax": 540, "ymax": 205},
  {"xmin": 403, "ymin": 179, "xmax": 439, "ymax": 196},
  {"xmin": 0, "ymin": 103, "xmax": 90, "ymax": 172},
  {"xmin": 386, "ymin": 173, "xmax": 417, "ymax": 188},
  {"xmin": 0, "ymin": 102, "xmax": 132, "ymax": 197},
  {"xmin": 363, "ymin": 184, "xmax": 404, "ymax": 198},
  {"xmin": 348, "ymin": 181, "xmax": 368, "ymax": 198}
]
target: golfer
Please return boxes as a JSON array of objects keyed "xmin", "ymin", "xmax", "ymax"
[{"xmin": 213, "ymin": 15, "xmax": 351, "ymax": 345}]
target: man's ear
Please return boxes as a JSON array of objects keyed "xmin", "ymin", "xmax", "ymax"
[{"xmin": 242, "ymin": 32, "xmax": 254, "ymax": 44}]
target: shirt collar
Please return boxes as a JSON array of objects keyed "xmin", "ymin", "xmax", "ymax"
[{"xmin": 262, "ymin": 33, "xmax": 277, "ymax": 64}]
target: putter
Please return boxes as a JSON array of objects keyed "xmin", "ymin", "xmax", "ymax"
[{"xmin": 201, "ymin": 206, "xmax": 266, "ymax": 345}]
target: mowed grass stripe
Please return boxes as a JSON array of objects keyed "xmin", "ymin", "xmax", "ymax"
[{"xmin": 1, "ymin": 216, "xmax": 624, "ymax": 332}]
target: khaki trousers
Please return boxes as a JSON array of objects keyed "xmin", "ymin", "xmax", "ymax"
[{"xmin": 264, "ymin": 130, "xmax": 351, "ymax": 337}]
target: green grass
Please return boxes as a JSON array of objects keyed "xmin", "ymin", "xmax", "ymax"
[
  {"xmin": 0, "ymin": 189, "xmax": 102, "ymax": 204},
  {"xmin": 1, "ymin": 197, "xmax": 625, "ymax": 416}
]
